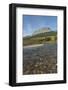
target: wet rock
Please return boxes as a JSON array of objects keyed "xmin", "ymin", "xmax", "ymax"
[{"xmin": 23, "ymin": 43, "xmax": 57, "ymax": 75}]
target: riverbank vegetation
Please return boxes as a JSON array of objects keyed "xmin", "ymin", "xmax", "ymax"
[{"xmin": 23, "ymin": 31, "xmax": 57, "ymax": 46}]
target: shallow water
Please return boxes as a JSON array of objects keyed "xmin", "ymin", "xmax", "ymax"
[{"xmin": 23, "ymin": 43, "xmax": 57, "ymax": 75}]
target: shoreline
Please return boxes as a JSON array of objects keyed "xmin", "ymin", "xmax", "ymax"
[{"xmin": 23, "ymin": 44, "xmax": 44, "ymax": 48}]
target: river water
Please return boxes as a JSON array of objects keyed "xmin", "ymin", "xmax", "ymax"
[{"xmin": 23, "ymin": 43, "xmax": 57, "ymax": 75}]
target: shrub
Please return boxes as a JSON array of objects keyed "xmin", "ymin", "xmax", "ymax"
[{"xmin": 45, "ymin": 37, "xmax": 51, "ymax": 41}]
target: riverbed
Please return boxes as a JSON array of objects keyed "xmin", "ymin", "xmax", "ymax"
[{"xmin": 23, "ymin": 43, "xmax": 57, "ymax": 75}]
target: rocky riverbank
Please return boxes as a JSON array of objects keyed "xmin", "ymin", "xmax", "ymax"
[{"xmin": 23, "ymin": 43, "xmax": 57, "ymax": 75}]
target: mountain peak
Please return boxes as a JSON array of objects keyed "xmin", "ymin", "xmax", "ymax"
[{"xmin": 33, "ymin": 27, "xmax": 51, "ymax": 35}]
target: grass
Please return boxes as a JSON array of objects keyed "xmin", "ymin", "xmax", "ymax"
[{"xmin": 23, "ymin": 31, "xmax": 57, "ymax": 46}]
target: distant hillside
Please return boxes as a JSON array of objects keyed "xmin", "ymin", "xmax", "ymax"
[
  {"xmin": 24, "ymin": 31, "xmax": 57, "ymax": 39},
  {"xmin": 23, "ymin": 31, "xmax": 57, "ymax": 46},
  {"xmin": 33, "ymin": 27, "xmax": 51, "ymax": 35}
]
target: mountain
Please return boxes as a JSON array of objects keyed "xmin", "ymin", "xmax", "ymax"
[
  {"xmin": 23, "ymin": 28, "xmax": 57, "ymax": 46},
  {"xmin": 33, "ymin": 27, "xmax": 51, "ymax": 35},
  {"xmin": 24, "ymin": 31, "xmax": 57, "ymax": 39}
]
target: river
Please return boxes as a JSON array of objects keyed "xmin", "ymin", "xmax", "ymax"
[{"xmin": 23, "ymin": 43, "xmax": 57, "ymax": 75}]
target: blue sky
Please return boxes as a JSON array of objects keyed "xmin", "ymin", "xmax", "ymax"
[{"xmin": 23, "ymin": 15, "xmax": 57, "ymax": 37}]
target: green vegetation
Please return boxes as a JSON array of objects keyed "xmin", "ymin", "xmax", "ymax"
[{"xmin": 23, "ymin": 31, "xmax": 57, "ymax": 46}]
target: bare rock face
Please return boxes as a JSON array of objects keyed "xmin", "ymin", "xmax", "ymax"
[{"xmin": 33, "ymin": 27, "xmax": 51, "ymax": 35}]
